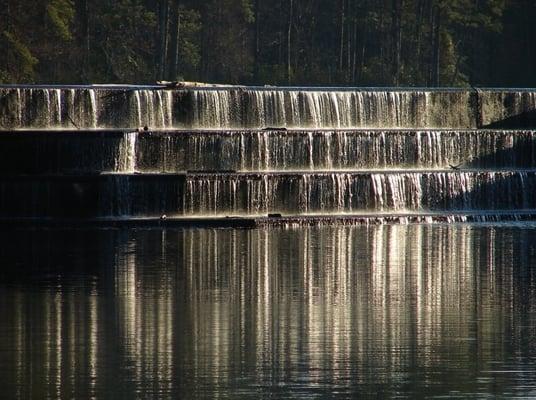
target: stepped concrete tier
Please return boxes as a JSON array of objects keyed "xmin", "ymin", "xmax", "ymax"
[
  {"xmin": 2, "ymin": 85, "xmax": 536, "ymax": 129},
  {"xmin": 2, "ymin": 84, "xmax": 536, "ymax": 226},
  {"xmin": 0, "ymin": 171, "xmax": 534, "ymax": 219},
  {"xmin": 2, "ymin": 129, "xmax": 536, "ymax": 174}
]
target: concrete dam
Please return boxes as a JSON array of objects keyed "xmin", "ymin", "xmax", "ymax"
[{"xmin": 1, "ymin": 85, "xmax": 536, "ymax": 226}]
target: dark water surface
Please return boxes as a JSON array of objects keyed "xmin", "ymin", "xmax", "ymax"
[{"xmin": 1, "ymin": 224, "xmax": 536, "ymax": 399}]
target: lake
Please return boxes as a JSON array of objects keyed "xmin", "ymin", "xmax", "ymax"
[{"xmin": 1, "ymin": 224, "xmax": 535, "ymax": 399}]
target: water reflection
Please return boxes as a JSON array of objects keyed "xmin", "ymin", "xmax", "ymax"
[{"xmin": 0, "ymin": 225, "xmax": 535, "ymax": 398}]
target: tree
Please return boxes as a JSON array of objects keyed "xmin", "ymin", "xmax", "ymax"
[
  {"xmin": 199, "ymin": 0, "xmax": 254, "ymax": 83},
  {"xmin": 1, "ymin": 0, "xmax": 534, "ymax": 87}
]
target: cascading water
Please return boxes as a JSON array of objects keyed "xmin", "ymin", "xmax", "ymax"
[
  {"xmin": 184, "ymin": 89, "xmax": 479, "ymax": 128},
  {"xmin": 89, "ymin": 89, "xmax": 98, "ymax": 127},
  {"xmin": 137, "ymin": 129, "xmax": 533, "ymax": 171},
  {"xmin": 1, "ymin": 85, "xmax": 536, "ymax": 224},
  {"xmin": 116, "ymin": 132, "xmax": 137, "ymax": 172},
  {"xmin": 5, "ymin": 128, "xmax": 532, "ymax": 174},
  {"xmin": 179, "ymin": 171, "xmax": 534, "ymax": 215},
  {"xmin": 0, "ymin": 171, "xmax": 534, "ymax": 218},
  {"xmin": 2, "ymin": 86, "xmax": 536, "ymax": 129},
  {"xmin": 0, "ymin": 86, "xmax": 176, "ymax": 129}
]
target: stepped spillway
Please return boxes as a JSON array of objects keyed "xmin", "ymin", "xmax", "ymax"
[
  {"xmin": 2, "ymin": 85, "xmax": 536, "ymax": 129},
  {"xmin": 0, "ymin": 171, "xmax": 534, "ymax": 218},
  {"xmin": 1, "ymin": 129, "xmax": 536, "ymax": 174},
  {"xmin": 1, "ymin": 85, "xmax": 536, "ymax": 226}
]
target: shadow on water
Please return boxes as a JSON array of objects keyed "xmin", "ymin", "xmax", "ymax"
[
  {"xmin": 450, "ymin": 135, "xmax": 536, "ymax": 211},
  {"xmin": 0, "ymin": 226, "xmax": 536, "ymax": 398},
  {"xmin": 483, "ymin": 109, "xmax": 536, "ymax": 129},
  {"xmin": 462, "ymin": 136, "xmax": 536, "ymax": 169}
]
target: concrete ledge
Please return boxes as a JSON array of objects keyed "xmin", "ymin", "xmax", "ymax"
[{"xmin": 1, "ymin": 212, "xmax": 536, "ymax": 229}]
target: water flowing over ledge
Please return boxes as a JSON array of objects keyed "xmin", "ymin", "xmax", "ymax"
[
  {"xmin": 2, "ymin": 85, "xmax": 536, "ymax": 225},
  {"xmin": 2, "ymin": 86, "xmax": 536, "ymax": 129},
  {"xmin": 2, "ymin": 129, "xmax": 536, "ymax": 174},
  {"xmin": 0, "ymin": 171, "xmax": 534, "ymax": 218}
]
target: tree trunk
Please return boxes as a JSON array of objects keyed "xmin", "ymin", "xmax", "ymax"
[
  {"xmin": 431, "ymin": 5, "xmax": 441, "ymax": 86},
  {"xmin": 339, "ymin": 0, "xmax": 345, "ymax": 73},
  {"xmin": 278, "ymin": 0, "xmax": 283, "ymax": 66},
  {"xmin": 414, "ymin": 0, "xmax": 424, "ymax": 81},
  {"xmin": 74, "ymin": 0, "xmax": 90, "ymax": 80},
  {"xmin": 157, "ymin": 0, "xmax": 170, "ymax": 80},
  {"xmin": 379, "ymin": 1, "xmax": 385, "ymax": 83},
  {"xmin": 358, "ymin": 0, "xmax": 369, "ymax": 83},
  {"xmin": 4, "ymin": 0, "xmax": 10, "ymax": 32},
  {"xmin": 254, "ymin": 0, "xmax": 260, "ymax": 82},
  {"xmin": 83, "ymin": 0, "xmax": 90, "ymax": 77},
  {"xmin": 168, "ymin": 0, "xmax": 180, "ymax": 79},
  {"xmin": 287, "ymin": 0, "xmax": 293, "ymax": 84},
  {"xmin": 391, "ymin": 0, "xmax": 403, "ymax": 85},
  {"xmin": 2, "ymin": 0, "xmax": 10, "ymax": 77},
  {"xmin": 352, "ymin": 2, "xmax": 358, "ymax": 84},
  {"xmin": 347, "ymin": 2, "xmax": 353, "ymax": 80},
  {"xmin": 427, "ymin": 1, "xmax": 434, "ymax": 86}
]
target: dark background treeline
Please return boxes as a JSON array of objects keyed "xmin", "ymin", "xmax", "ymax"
[{"xmin": 1, "ymin": 0, "xmax": 535, "ymax": 87}]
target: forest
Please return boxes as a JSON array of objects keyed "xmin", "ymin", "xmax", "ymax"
[{"xmin": 1, "ymin": 0, "xmax": 535, "ymax": 87}]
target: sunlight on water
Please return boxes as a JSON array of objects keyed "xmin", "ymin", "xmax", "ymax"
[
  {"xmin": 0, "ymin": 225, "xmax": 535, "ymax": 398},
  {"xmin": 2, "ymin": 87, "xmax": 536, "ymax": 129},
  {"xmin": 3, "ymin": 128, "xmax": 536, "ymax": 177}
]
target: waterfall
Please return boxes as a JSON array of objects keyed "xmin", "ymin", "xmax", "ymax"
[
  {"xmin": 52, "ymin": 89, "xmax": 62, "ymax": 125},
  {"xmin": 134, "ymin": 91, "xmax": 142, "ymax": 127},
  {"xmin": 188, "ymin": 89, "xmax": 466, "ymax": 128},
  {"xmin": 481, "ymin": 90, "xmax": 536, "ymax": 127},
  {"xmin": 3, "ymin": 86, "xmax": 536, "ymax": 129},
  {"xmin": 0, "ymin": 87, "xmax": 175, "ymax": 129},
  {"xmin": 132, "ymin": 129, "xmax": 536, "ymax": 172},
  {"xmin": 116, "ymin": 132, "xmax": 138, "ymax": 172},
  {"xmin": 0, "ymin": 171, "xmax": 533, "ymax": 218},
  {"xmin": 179, "ymin": 171, "xmax": 532, "ymax": 215},
  {"xmin": 89, "ymin": 89, "xmax": 98, "ymax": 127},
  {"xmin": 2, "ymin": 129, "xmax": 536, "ymax": 174},
  {"xmin": 2, "ymin": 85, "xmax": 536, "ymax": 224}
]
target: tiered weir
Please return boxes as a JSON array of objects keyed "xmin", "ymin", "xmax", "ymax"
[{"xmin": 2, "ymin": 85, "xmax": 536, "ymax": 226}]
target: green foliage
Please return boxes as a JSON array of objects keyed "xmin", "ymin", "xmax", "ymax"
[
  {"xmin": 2, "ymin": 31, "xmax": 38, "ymax": 81},
  {"xmin": 92, "ymin": 0, "xmax": 156, "ymax": 81},
  {"xmin": 201, "ymin": 0, "xmax": 254, "ymax": 83},
  {"xmin": 445, "ymin": 0, "xmax": 504, "ymax": 32},
  {"xmin": 257, "ymin": 65, "xmax": 288, "ymax": 86},
  {"xmin": 47, "ymin": 0, "xmax": 75, "ymax": 41},
  {"xmin": 0, "ymin": 70, "xmax": 9, "ymax": 84},
  {"xmin": 240, "ymin": 0, "xmax": 255, "ymax": 23},
  {"xmin": 439, "ymin": 31, "xmax": 468, "ymax": 86},
  {"xmin": 177, "ymin": 6, "xmax": 202, "ymax": 78},
  {"xmin": 0, "ymin": 0, "xmax": 535, "ymax": 86}
]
